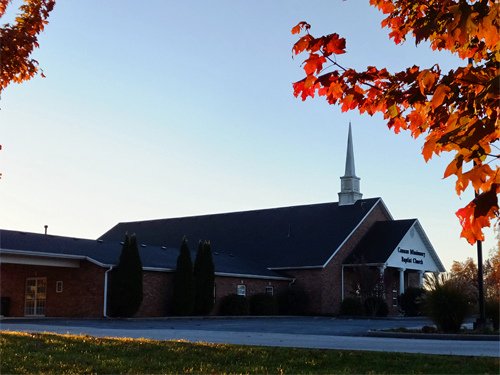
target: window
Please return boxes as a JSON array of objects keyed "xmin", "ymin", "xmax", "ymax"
[
  {"xmin": 56, "ymin": 281, "xmax": 63, "ymax": 293},
  {"xmin": 265, "ymin": 286, "xmax": 274, "ymax": 296},
  {"xmin": 25, "ymin": 277, "xmax": 47, "ymax": 316},
  {"xmin": 237, "ymin": 284, "xmax": 246, "ymax": 296},
  {"xmin": 392, "ymin": 288, "xmax": 398, "ymax": 307}
]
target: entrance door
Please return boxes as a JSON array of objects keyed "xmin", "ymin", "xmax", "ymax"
[{"xmin": 24, "ymin": 277, "xmax": 47, "ymax": 316}]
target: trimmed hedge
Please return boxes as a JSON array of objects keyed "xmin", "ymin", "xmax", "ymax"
[
  {"xmin": 276, "ymin": 286, "xmax": 309, "ymax": 315},
  {"xmin": 339, "ymin": 297, "xmax": 364, "ymax": 316},
  {"xmin": 399, "ymin": 287, "xmax": 425, "ymax": 316},
  {"xmin": 249, "ymin": 293, "xmax": 278, "ymax": 315},
  {"xmin": 364, "ymin": 297, "xmax": 389, "ymax": 317},
  {"xmin": 218, "ymin": 294, "xmax": 249, "ymax": 316}
]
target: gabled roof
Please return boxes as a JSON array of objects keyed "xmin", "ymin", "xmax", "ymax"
[
  {"xmin": 0, "ymin": 230, "xmax": 288, "ymax": 280},
  {"xmin": 100, "ymin": 198, "xmax": 383, "ymax": 269},
  {"xmin": 343, "ymin": 219, "xmax": 417, "ymax": 264}
]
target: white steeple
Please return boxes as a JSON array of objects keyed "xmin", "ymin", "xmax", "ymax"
[{"xmin": 338, "ymin": 123, "xmax": 362, "ymax": 206}]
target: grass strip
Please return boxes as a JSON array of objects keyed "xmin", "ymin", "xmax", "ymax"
[{"xmin": 1, "ymin": 331, "xmax": 498, "ymax": 374}]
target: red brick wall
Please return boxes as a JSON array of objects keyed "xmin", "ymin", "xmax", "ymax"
[
  {"xmin": 281, "ymin": 268, "xmax": 323, "ymax": 314},
  {"xmin": 0, "ymin": 262, "xmax": 292, "ymax": 317},
  {"xmin": 321, "ymin": 201, "xmax": 392, "ymax": 314},
  {"xmin": 135, "ymin": 271, "xmax": 173, "ymax": 317},
  {"xmin": 213, "ymin": 276, "xmax": 290, "ymax": 314},
  {"xmin": 285, "ymin": 201, "xmax": 393, "ymax": 315},
  {"xmin": 0, "ymin": 261, "xmax": 105, "ymax": 317}
]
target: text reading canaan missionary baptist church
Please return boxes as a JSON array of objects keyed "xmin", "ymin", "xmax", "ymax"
[{"xmin": 398, "ymin": 247, "xmax": 425, "ymax": 265}]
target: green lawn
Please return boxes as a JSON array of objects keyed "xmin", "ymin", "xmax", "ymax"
[{"xmin": 1, "ymin": 331, "xmax": 498, "ymax": 374}]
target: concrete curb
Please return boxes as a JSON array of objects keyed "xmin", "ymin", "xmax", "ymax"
[{"xmin": 367, "ymin": 330, "xmax": 500, "ymax": 341}]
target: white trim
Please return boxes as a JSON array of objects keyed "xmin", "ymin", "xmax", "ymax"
[
  {"xmin": 142, "ymin": 267, "xmax": 174, "ymax": 272},
  {"xmin": 412, "ymin": 220, "xmax": 445, "ymax": 272},
  {"xmin": 1, "ymin": 253, "xmax": 80, "ymax": 268},
  {"xmin": 268, "ymin": 265, "xmax": 323, "ymax": 271},
  {"xmin": 215, "ymin": 272, "xmax": 291, "ymax": 281},
  {"xmin": 1, "ymin": 248, "xmax": 86, "ymax": 261},
  {"xmin": 341, "ymin": 265, "xmax": 344, "ymax": 301},
  {"xmin": 0, "ymin": 248, "xmax": 112, "ymax": 268},
  {"xmin": 0, "ymin": 249, "xmax": 292, "ymax": 280},
  {"xmin": 236, "ymin": 284, "xmax": 246, "ymax": 296},
  {"xmin": 343, "ymin": 262, "xmax": 385, "ymax": 267},
  {"xmin": 377, "ymin": 198, "xmax": 394, "ymax": 220},
  {"xmin": 103, "ymin": 266, "xmax": 113, "ymax": 318},
  {"xmin": 323, "ymin": 198, "xmax": 390, "ymax": 268}
]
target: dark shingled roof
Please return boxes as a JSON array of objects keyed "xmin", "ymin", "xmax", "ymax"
[
  {"xmin": 343, "ymin": 219, "xmax": 417, "ymax": 264},
  {"xmin": 100, "ymin": 198, "xmax": 382, "ymax": 269},
  {"xmin": 0, "ymin": 230, "xmax": 287, "ymax": 279}
]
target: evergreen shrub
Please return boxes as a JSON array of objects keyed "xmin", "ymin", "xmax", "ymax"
[
  {"xmin": 276, "ymin": 286, "xmax": 309, "ymax": 315},
  {"xmin": 399, "ymin": 287, "xmax": 425, "ymax": 316},
  {"xmin": 193, "ymin": 241, "xmax": 215, "ymax": 315},
  {"xmin": 108, "ymin": 234, "xmax": 143, "ymax": 317},
  {"xmin": 249, "ymin": 293, "xmax": 278, "ymax": 315},
  {"xmin": 339, "ymin": 297, "xmax": 364, "ymax": 316},
  {"xmin": 172, "ymin": 238, "xmax": 194, "ymax": 316},
  {"xmin": 219, "ymin": 294, "xmax": 249, "ymax": 315},
  {"xmin": 364, "ymin": 297, "xmax": 389, "ymax": 317}
]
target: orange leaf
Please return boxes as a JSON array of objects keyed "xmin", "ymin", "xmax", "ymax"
[
  {"xmin": 422, "ymin": 138, "xmax": 436, "ymax": 162},
  {"xmin": 431, "ymin": 84, "xmax": 450, "ymax": 109},
  {"xmin": 417, "ymin": 70, "xmax": 436, "ymax": 95},
  {"xmin": 443, "ymin": 156, "xmax": 463, "ymax": 179}
]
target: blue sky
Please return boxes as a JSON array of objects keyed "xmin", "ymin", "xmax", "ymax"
[{"xmin": 1, "ymin": 1, "xmax": 496, "ymax": 268}]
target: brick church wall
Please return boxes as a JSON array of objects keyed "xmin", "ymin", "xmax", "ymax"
[
  {"xmin": 135, "ymin": 271, "xmax": 174, "ymax": 317},
  {"xmin": 213, "ymin": 276, "xmax": 290, "ymax": 314},
  {"xmin": 321, "ymin": 201, "xmax": 393, "ymax": 314},
  {"xmin": 285, "ymin": 201, "xmax": 393, "ymax": 315},
  {"xmin": 0, "ymin": 261, "xmax": 105, "ymax": 317}
]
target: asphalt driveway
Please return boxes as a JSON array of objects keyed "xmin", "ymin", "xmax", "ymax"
[
  {"xmin": 0, "ymin": 316, "xmax": 433, "ymax": 336},
  {"xmin": 1, "ymin": 317, "xmax": 498, "ymax": 357}
]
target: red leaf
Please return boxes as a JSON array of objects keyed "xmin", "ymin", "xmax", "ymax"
[
  {"xmin": 303, "ymin": 54, "xmax": 326, "ymax": 75},
  {"xmin": 323, "ymin": 33, "xmax": 346, "ymax": 55},
  {"xmin": 291, "ymin": 21, "xmax": 310, "ymax": 35}
]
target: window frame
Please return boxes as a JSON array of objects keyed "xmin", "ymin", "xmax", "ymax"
[{"xmin": 236, "ymin": 284, "xmax": 246, "ymax": 296}]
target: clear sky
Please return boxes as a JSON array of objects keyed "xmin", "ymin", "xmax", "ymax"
[{"xmin": 1, "ymin": 0, "xmax": 496, "ymax": 269}]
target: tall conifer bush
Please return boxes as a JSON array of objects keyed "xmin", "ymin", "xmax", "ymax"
[
  {"xmin": 108, "ymin": 234, "xmax": 143, "ymax": 317},
  {"xmin": 173, "ymin": 237, "xmax": 194, "ymax": 315},
  {"xmin": 194, "ymin": 240, "xmax": 215, "ymax": 315}
]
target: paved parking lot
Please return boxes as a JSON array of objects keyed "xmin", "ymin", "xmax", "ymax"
[
  {"xmin": 1, "ymin": 317, "xmax": 498, "ymax": 357},
  {"xmin": 0, "ymin": 316, "xmax": 433, "ymax": 336}
]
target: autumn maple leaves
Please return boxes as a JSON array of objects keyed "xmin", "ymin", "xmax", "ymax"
[
  {"xmin": 291, "ymin": 0, "xmax": 499, "ymax": 244},
  {"xmin": 0, "ymin": 0, "xmax": 55, "ymax": 92}
]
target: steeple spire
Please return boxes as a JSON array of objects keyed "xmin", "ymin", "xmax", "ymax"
[
  {"xmin": 344, "ymin": 122, "xmax": 356, "ymax": 177},
  {"xmin": 338, "ymin": 122, "xmax": 362, "ymax": 206}
]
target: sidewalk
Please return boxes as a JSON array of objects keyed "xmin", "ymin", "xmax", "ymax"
[{"xmin": 1, "ymin": 322, "xmax": 499, "ymax": 357}]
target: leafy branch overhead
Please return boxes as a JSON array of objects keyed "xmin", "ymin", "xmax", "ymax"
[
  {"xmin": 0, "ymin": 0, "xmax": 55, "ymax": 92},
  {"xmin": 292, "ymin": 0, "xmax": 499, "ymax": 244}
]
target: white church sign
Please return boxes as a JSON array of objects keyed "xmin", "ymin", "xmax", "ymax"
[{"xmin": 385, "ymin": 222, "xmax": 442, "ymax": 272}]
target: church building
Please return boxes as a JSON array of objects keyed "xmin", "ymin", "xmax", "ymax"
[{"xmin": 0, "ymin": 125, "xmax": 445, "ymax": 317}]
